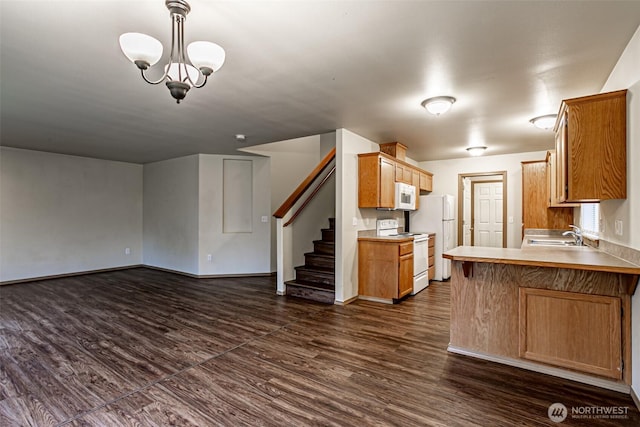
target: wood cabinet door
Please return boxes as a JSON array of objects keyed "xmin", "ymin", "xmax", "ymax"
[
  {"xmin": 554, "ymin": 113, "xmax": 569, "ymax": 203},
  {"xmin": 358, "ymin": 241, "xmax": 398, "ymax": 300},
  {"xmin": 522, "ymin": 161, "xmax": 573, "ymax": 230},
  {"xmin": 555, "ymin": 90, "xmax": 627, "ymax": 203},
  {"xmin": 398, "ymin": 251, "xmax": 413, "ymax": 298},
  {"xmin": 395, "ymin": 164, "xmax": 412, "ymax": 184},
  {"xmin": 412, "ymin": 170, "xmax": 420, "ymax": 210},
  {"xmin": 519, "ymin": 288, "xmax": 622, "ymax": 379},
  {"xmin": 420, "ymin": 172, "xmax": 433, "ymax": 192},
  {"xmin": 379, "ymin": 157, "xmax": 395, "ymax": 208}
]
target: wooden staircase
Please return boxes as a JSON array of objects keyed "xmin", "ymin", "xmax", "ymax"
[{"xmin": 285, "ymin": 218, "xmax": 335, "ymax": 304}]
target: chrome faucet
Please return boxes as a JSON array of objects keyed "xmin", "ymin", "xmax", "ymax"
[{"xmin": 562, "ymin": 225, "xmax": 583, "ymax": 246}]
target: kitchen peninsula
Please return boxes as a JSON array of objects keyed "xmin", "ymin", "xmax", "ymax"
[{"xmin": 443, "ymin": 244, "xmax": 640, "ymax": 392}]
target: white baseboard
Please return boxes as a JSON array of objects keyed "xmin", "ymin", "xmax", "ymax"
[
  {"xmin": 335, "ymin": 295, "xmax": 359, "ymax": 305},
  {"xmin": 0, "ymin": 264, "xmax": 143, "ymax": 286},
  {"xmin": 1, "ymin": 265, "xmax": 275, "ymax": 286},
  {"xmin": 448, "ymin": 345, "xmax": 630, "ymax": 394},
  {"xmin": 357, "ymin": 295, "xmax": 394, "ymax": 304},
  {"xmin": 632, "ymin": 385, "xmax": 640, "ymax": 411}
]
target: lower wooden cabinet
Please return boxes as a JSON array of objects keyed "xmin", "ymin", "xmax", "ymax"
[
  {"xmin": 519, "ymin": 288, "xmax": 622, "ymax": 379},
  {"xmin": 358, "ymin": 239, "xmax": 413, "ymax": 301}
]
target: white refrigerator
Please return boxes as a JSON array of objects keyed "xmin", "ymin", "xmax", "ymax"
[{"xmin": 410, "ymin": 194, "xmax": 456, "ymax": 281}]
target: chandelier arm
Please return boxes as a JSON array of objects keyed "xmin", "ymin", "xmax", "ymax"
[
  {"xmin": 178, "ymin": 17, "xmax": 192, "ymax": 84},
  {"xmin": 140, "ymin": 68, "xmax": 168, "ymax": 85},
  {"xmin": 190, "ymin": 75, "xmax": 208, "ymax": 89},
  {"xmin": 178, "ymin": 16, "xmax": 202, "ymax": 86}
]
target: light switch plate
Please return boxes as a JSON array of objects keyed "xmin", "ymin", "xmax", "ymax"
[
  {"xmin": 352, "ymin": 217, "xmax": 358, "ymax": 226},
  {"xmin": 261, "ymin": 215, "xmax": 268, "ymax": 223},
  {"xmin": 615, "ymin": 220, "xmax": 623, "ymax": 236}
]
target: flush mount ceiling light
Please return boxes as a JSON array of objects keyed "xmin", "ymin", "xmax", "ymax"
[
  {"xmin": 466, "ymin": 146, "xmax": 487, "ymax": 156},
  {"xmin": 529, "ymin": 114, "xmax": 557, "ymax": 130},
  {"xmin": 119, "ymin": 0, "xmax": 225, "ymax": 103},
  {"xmin": 421, "ymin": 96, "xmax": 456, "ymax": 116}
]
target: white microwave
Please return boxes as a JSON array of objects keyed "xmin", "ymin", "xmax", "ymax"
[{"xmin": 395, "ymin": 182, "xmax": 416, "ymax": 210}]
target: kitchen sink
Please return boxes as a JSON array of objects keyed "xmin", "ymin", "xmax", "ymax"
[{"xmin": 527, "ymin": 239, "xmax": 577, "ymax": 247}]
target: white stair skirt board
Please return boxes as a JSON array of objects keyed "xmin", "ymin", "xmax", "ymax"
[{"xmin": 447, "ymin": 345, "xmax": 630, "ymax": 394}]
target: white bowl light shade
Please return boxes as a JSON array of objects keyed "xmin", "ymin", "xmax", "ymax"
[
  {"xmin": 466, "ymin": 146, "xmax": 487, "ymax": 156},
  {"xmin": 165, "ymin": 63, "xmax": 200, "ymax": 85},
  {"xmin": 421, "ymin": 96, "xmax": 457, "ymax": 116},
  {"xmin": 119, "ymin": 33, "xmax": 163, "ymax": 66},
  {"xmin": 529, "ymin": 114, "xmax": 557, "ymax": 130},
  {"xmin": 187, "ymin": 41, "xmax": 226, "ymax": 72}
]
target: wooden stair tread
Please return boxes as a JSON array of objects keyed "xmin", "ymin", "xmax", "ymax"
[{"xmin": 285, "ymin": 280, "xmax": 335, "ymax": 292}]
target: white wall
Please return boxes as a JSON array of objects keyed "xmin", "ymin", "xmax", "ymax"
[
  {"xmin": 143, "ymin": 153, "xmax": 271, "ymax": 276},
  {"xmin": 336, "ymin": 129, "xmax": 406, "ymax": 303},
  {"xmin": 420, "ymin": 151, "xmax": 548, "ymax": 248},
  {"xmin": 240, "ymin": 135, "xmax": 325, "ymax": 271},
  {"xmin": 600, "ymin": 24, "xmax": 640, "ymax": 399},
  {"xmin": 198, "ymin": 155, "xmax": 271, "ymax": 275},
  {"xmin": 143, "ymin": 155, "xmax": 200, "ymax": 275},
  {"xmin": 0, "ymin": 147, "xmax": 143, "ymax": 282}
]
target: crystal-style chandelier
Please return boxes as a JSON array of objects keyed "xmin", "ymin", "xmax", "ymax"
[{"xmin": 119, "ymin": 0, "xmax": 225, "ymax": 103}]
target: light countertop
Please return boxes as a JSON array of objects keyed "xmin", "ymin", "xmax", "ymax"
[
  {"xmin": 357, "ymin": 229, "xmax": 414, "ymax": 243},
  {"xmin": 443, "ymin": 244, "xmax": 640, "ymax": 275}
]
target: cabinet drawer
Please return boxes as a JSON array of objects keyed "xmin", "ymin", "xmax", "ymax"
[
  {"xmin": 399, "ymin": 242, "xmax": 413, "ymax": 256},
  {"xmin": 428, "ymin": 246, "xmax": 435, "ymax": 257},
  {"xmin": 428, "ymin": 255, "xmax": 434, "ymax": 267}
]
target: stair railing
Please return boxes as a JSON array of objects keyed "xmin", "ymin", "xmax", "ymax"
[{"xmin": 273, "ymin": 147, "xmax": 336, "ymax": 295}]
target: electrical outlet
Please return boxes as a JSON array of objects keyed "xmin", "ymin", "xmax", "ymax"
[
  {"xmin": 207, "ymin": 254, "xmax": 212, "ymax": 262},
  {"xmin": 615, "ymin": 220, "xmax": 623, "ymax": 236},
  {"xmin": 261, "ymin": 215, "xmax": 268, "ymax": 223},
  {"xmin": 352, "ymin": 217, "xmax": 358, "ymax": 227},
  {"xmin": 508, "ymin": 216, "xmax": 514, "ymax": 224},
  {"xmin": 125, "ymin": 247, "xmax": 131, "ymax": 255}
]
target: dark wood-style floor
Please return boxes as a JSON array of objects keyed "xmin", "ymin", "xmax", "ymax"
[{"xmin": 0, "ymin": 268, "xmax": 638, "ymax": 426}]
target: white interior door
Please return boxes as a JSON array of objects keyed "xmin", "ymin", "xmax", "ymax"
[{"xmin": 473, "ymin": 181, "xmax": 503, "ymax": 247}]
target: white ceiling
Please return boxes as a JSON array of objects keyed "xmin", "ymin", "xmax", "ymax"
[{"xmin": 2, "ymin": 1, "xmax": 639, "ymax": 164}]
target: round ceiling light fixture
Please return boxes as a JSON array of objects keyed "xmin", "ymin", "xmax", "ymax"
[
  {"xmin": 466, "ymin": 146, "xmax": 487, "ymax": 156},
  {"xmin": 529, "ymin": 114, "xmax": 557, "ymax": 130},
  {"xmin": 421, "ymin": 96, "xmax": 456, "ymax": 116}
]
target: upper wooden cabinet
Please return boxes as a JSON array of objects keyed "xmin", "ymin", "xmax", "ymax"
[
  {"xmin": 419, "ymin": 172, "xmax": 433, "ymax": 192},
  {"xmin": 554, "ymin": 90, "xmax": 627, "ymax": 203},
  {"xmin": 395, "ymin": 163, "xmax": 413, "ymax": 184},
  {"xmin": 545, "ymin": 150, "xmax": 578, "ymax": 208},
  {"xmin": 358, "ymin": 153, "xmax": 395, "ymax": 209},
  {"xmin": 358, "ymin": 151, "xmax": 433, "ymax": 209},
  {"xmin": 522, "ymin": 160, "xmax": 573, "ymax": 231}
]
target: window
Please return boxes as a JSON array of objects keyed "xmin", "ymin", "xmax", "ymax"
[{"xmin": 580, "ymin": 203, "xmax": 600, "ymax": 237}]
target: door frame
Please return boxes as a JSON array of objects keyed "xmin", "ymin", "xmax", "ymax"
[{"xmin": 458, "ymin": 171, "xmax": 507, "ymax": 248}]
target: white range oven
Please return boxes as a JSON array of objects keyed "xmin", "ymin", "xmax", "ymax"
[
  {"xmin": 411, "ymin": 233, "xmax": 430, "ymax": 294},
  {"xmin": 376, "ymin": 219, "xmax": 430, "ymax": 295}
]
